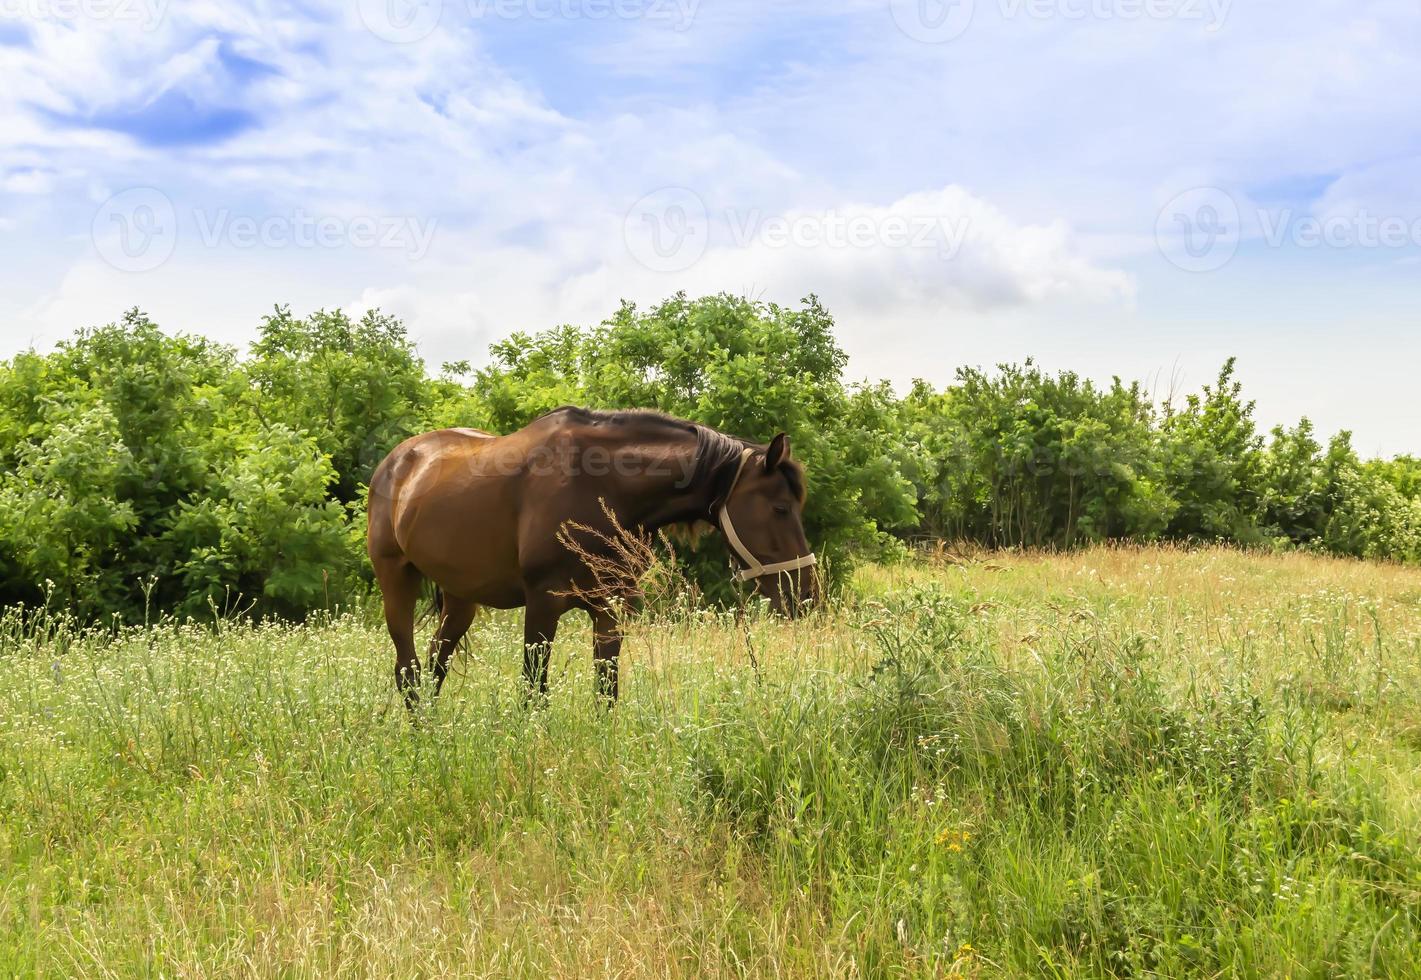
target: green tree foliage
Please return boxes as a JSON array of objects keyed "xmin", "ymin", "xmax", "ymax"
[
  {"xmin": 900, "ymin": 362, "xmax": 1171, "ymax": 548},
  {"xmin": 165, "ymin": 425, "xmax": 353, "ymax": 619},
  {"xmin": 247, "ymin": 306, "xmax": 432, "ymax": 501},
  {"xmin": 1159, "ymin": 359, "xmax": 1263, "ymax": 542},
  {"xmin": 471, "ymin": 294, "xmax": 919, "ymax": 596},
  {"xmin": 1367, "ymin": 455, "xmax": 1421, "ymax": 500},
  {"xmin": 0, "ymin": 308, "xmax": 399, "ymax": 619},
  {"xmin": 1, "ymin": 297, "xmax": 1417, "ymax": 622},
  {"xmin": 0, "ymin": 400, "xmax": 136, "ymax": 614},
  {"xmin": 0, "ymin": 311, "xmax": 241, "ymax": 614},
  {"xmin": 1258, "ymin": 424, "xmax": 1421, "ymax": 561}
]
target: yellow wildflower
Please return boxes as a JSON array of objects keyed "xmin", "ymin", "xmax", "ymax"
[{"xmin": 935, "ymin": 827, "xmax": 972, "ymax": 851}]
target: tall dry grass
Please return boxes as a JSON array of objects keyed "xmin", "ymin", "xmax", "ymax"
[{"xmin": 2, "ymin": 544, "xmax": 1420, "ymax": 976}]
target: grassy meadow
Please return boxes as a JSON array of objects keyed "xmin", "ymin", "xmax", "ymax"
[{"xmin": 3, "ymin": 545, "xmax": 1421, "ymax": 977}]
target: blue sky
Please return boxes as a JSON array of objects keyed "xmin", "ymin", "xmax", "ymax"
[{"xmin": 2, "ymin": 0, "xmax": 1419, "ymax": 453}]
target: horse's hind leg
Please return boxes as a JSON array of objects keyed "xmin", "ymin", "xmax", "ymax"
[
  {"xmin": 375, "ymin": 558, "xmax": 423, "ymax": 710},
  {"xmin": 428, "ymin": 595, "xmax": 478, "ymax": 697}
]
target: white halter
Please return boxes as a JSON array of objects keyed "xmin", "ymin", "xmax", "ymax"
[{"xmin": 717, "ymin": 448, "xmax": 817, "ymax": 583}]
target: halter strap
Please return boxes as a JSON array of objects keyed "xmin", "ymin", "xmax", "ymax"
[{"xmin": 716, "ymin": 448, "xmax": 817, "ymax": 582}]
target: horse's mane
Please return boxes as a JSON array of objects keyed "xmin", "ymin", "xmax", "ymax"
[
  {"xmin": 539, "ymin": 405, "xmax": 691, "ymax": 430},
  {"xmin": 538, "ymin": 404, "xmax": 805, "ymax": 507},
  {"xmin": 691, "ymin": 424, "xmax": 750, "ymax": 505}
]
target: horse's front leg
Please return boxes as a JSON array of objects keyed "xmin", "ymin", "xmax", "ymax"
[
  {"xmin": 522, "ymin": 592, "xmax": 563, "ymax": 698},
  {"xmin": 591, "ymin": 608, "xmax": 622, "ymax": 703}
]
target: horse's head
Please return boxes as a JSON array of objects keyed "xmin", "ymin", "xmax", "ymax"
[{"xmin": 718, "ymin": 432, "xmax": 817, "ymax": 616}]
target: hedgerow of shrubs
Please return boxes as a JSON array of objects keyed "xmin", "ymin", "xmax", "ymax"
[{"xmin": 1, "ymin": 295, "xmax": 1418, "ymax": 621}]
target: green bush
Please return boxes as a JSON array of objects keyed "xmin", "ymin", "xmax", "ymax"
[
  {"xmin": 0, "ymin": 399, "xmax": 136, "ymax": 615},
  {"xmin": 1157, "ymin": 358, "xmax": 1264, "ymax": 542},
  {"xmin": 246, "ymin": 306, "xmax": 433, "ymax": 502},
  {"xmin": 900, "ymin": 361, "xmax": 1172, "ymax": 547},
  {"xmin": 1259, "ymin": 422, "xmax": 1421, "ymax": 560},
  {"xmin": 470, "ymin": 292, "xmax": 920, "ymax": 597},
  {"xmin": 1, "ymin": 296, "xmax": 1418, "ymax": 623},
  {"xmin": 165, "ymin": 425, "xmax": 355, "ymax": 618},
  {"xmin": 0, "ymin": 311, "xmax": 241, "ymax": 616}
]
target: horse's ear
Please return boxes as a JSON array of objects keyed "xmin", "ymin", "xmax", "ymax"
[{"xmin": 764, "ymin": 432, "xmax": 790, "ymax": 471}]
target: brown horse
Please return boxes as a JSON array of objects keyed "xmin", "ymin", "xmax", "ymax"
[{"xmin": 366, "ymin": 407, "xmax": 816, "ymax": 705}]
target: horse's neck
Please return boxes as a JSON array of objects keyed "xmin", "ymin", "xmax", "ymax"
[{"xmin": 615, "ymin": 433, "xmax": 717, "ymax": 533}]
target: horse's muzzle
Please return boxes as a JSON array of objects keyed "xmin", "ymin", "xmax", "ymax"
[{"xmin": 755, "ymin": 568, "xmax": 817, "ymax": 618}]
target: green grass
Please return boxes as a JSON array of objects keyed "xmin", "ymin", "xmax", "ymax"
[{"xmin": 4, "ymin": 545, "xmax": 1421, "ymax": 976}]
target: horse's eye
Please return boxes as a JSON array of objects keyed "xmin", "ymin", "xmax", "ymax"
[{"xmin": 773, "ymin": 503, "xmax": 791, "ymax": 515}]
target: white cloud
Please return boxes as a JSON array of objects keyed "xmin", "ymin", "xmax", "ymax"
[
  {"xmin": 603, "ymin": 183, "xmax": 1133, "ymax": 312},
  {"xmin": 1313, "ymin": 156, "xmax": 1421, "ymax": 225},
  {"xmin": 2, "ymin": 0, "xmax": 1420, "ymax": 453}
]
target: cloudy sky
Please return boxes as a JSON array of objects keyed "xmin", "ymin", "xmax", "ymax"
[{"xmin": 2, "ymin": 0, "xmax": 1418, "ymax": 453}]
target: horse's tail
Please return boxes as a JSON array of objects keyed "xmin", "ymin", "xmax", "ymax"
[{"xmin": 415, "ymin": 580, "xmax": 444, "ymax": 629}]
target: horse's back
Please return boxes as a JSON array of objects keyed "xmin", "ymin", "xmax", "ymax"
[{"xmin": 369, "ymin": 426, "xmax": 493, "ymax": 518}]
